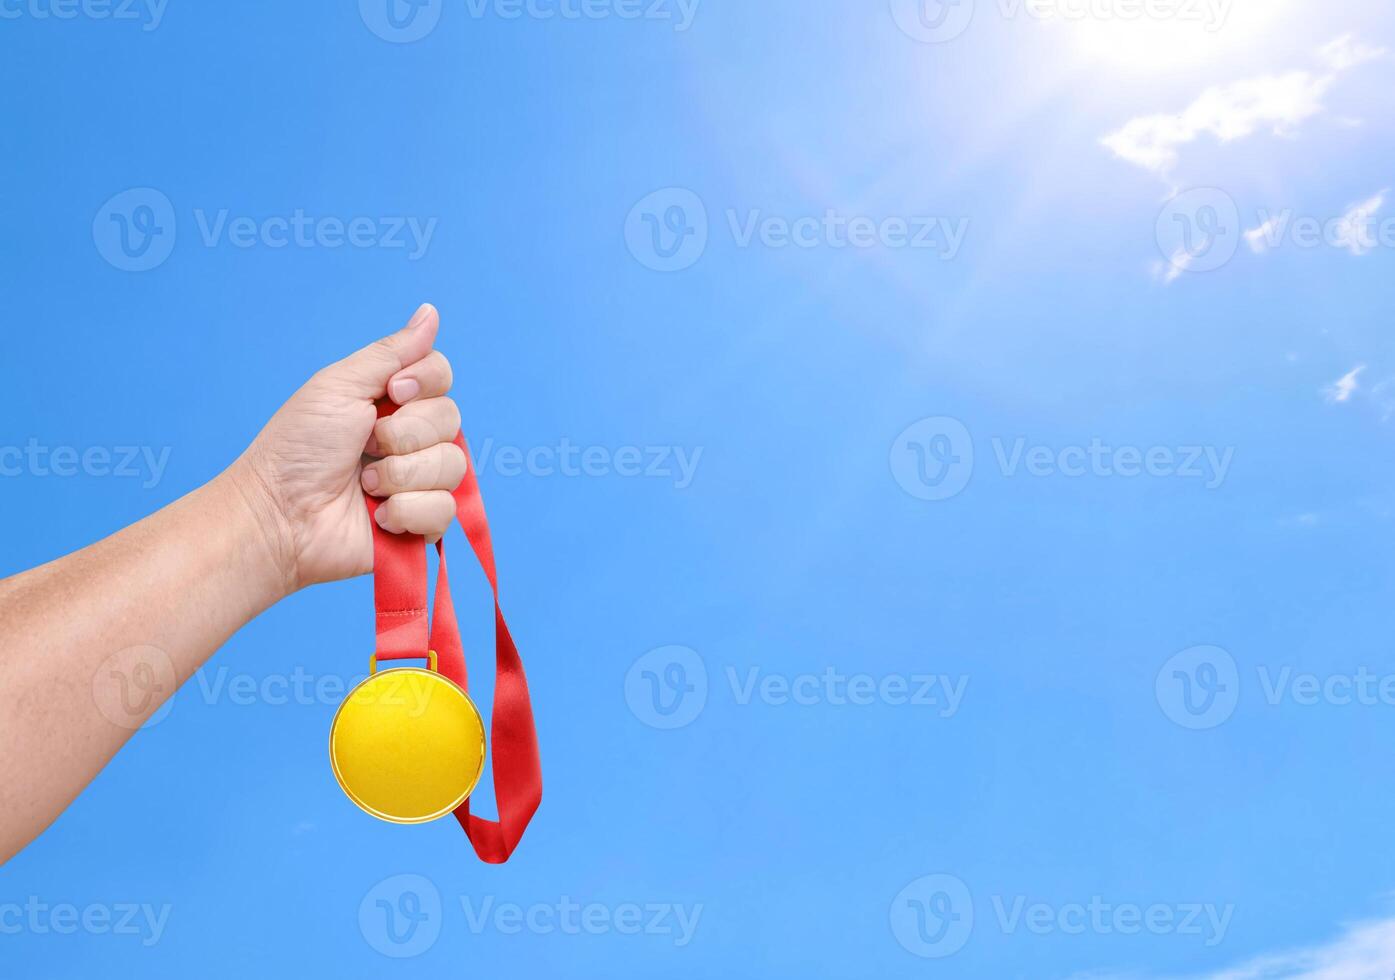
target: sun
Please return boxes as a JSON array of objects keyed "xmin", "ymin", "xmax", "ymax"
[{"xmin": 1045, "ymin": 0, "xmax": 1292, "ymax": 73}]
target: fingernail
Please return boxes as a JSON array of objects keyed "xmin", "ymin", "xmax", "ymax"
[
  {"xmin": 390, "ymin": 378, "xmax": 420, "ymax": 405},
  {"xmin": 361, "ymin": 467, "xmax": 380, "ymax": 493},
  {"xmin": 408, "ymin": 304, "xmax": 433, "ymax": 331},
  {"xmin": 374, "ymin": 507, "xmax": 395, "ymax": 532}
]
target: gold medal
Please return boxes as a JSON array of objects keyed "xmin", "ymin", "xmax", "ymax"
[{"xmin": 329, "ymin": 651, "xmax": 486, "ymax": 825}]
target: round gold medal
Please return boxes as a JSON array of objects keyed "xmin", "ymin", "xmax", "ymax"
[{"xmin": 329, "ymin": 652, "xmax": 486, "ymax": 825}]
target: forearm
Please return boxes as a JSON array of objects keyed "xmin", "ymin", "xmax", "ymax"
[
  {"xmin": 0, "ymin": 304, "xmax": 456, "ymax": 866},
  {"xmin": 0, "ymin": 461, "xmax": 291, "ymax": 862}
]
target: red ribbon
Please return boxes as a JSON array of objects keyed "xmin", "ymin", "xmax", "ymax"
[{"xmin": 364, "ymin": 405, "xmax": 541, "ymax": 863}]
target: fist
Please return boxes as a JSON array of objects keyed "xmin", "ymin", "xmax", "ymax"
[{"xmin": 232, "ymin": 304, "xmax": 467, "ymax": 590}]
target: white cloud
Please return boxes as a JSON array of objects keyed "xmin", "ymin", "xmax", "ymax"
[
  {"xmin": 1193, "ymin": 916, "xmax": 1395, "ymax": 979},
  {"xmin": 1324, "ymin": 365, "xmax": 1366, "ymax": 404},
  {"xmin": 1331, "ymin": 189, "xmax": 1387, "ymax": 257},
  {"xmin": 1243, "ymin": 216, "xmax": 1283, "ymax": 254},
  {"xmin": 1102, "ymin": 35, "xmax": 1384, "ymax": 177},
  {"xmin": 1369, "ymin": 376, "xmax": 1395, "ymax": 422},
  {"xmin": 1280, "ymin": 512, "xmax": 1322, "ymax": 528},
  {"xmin": 1154, "ymin": 248, "xmax": 1196, "ymax": 284},
  {"xmin": 1074, "ymin": 913, "xmax": 1395, "ymax": 980},
  {"xmin": 1318, "ymin": 34, "xmax": 1385, "ymax": 72}
]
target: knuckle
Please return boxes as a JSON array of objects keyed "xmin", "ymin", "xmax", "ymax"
[
  {"xmin": 363, "ymin": 461, "xmax": 384, "ymax": 489},
  {"xmin": 445, "ymin": 443, "xmax": 468, "ymax": 477},
  {"xmin": 371, "ymin": 337, "xmax": 401, "ymax": 363},
  {"xmin": 440, "ymin": 399, "xmax": 462, "ymax": 433},
  {"xmin": 431, "ymin": 491, "xmax": 455, "ymax": 523},
  {"xmin": 385, "ymin": 454, "xmax": 412, "ymax": 487},
  {"xmin": 372, "ymin": 417, "xmax": 394, "ymax": 450},
  {"xmin": 386, "ymin": 415, "xmax": 433, "ymax": 455},
  {"xmin": 405, "ymin": 450, "xmax": 434, "ymax": 488},
  {"xmin": 433, "ymin": 353, "xmax": 454, "ymax": 390},
  {"xmin": 387, "ymin": 493, "xmax": 419, "ymax": 525}
]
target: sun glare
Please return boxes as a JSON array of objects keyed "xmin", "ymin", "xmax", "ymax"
[{"xmin": 1049, "ymin": 0, "xmax": 1292, "ymax": 72}]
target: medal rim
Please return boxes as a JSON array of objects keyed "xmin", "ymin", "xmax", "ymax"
[{"xmin": 329, "ymin": 665, "xmax": 486, "ymax": 826}]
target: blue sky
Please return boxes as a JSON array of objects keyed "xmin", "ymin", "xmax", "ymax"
[{"xmin": 3, "ymin": 0, "xmax": 1395, "ymax": 976}]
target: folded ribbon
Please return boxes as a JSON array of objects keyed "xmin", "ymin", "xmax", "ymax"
[{"xmin": 365, "ymin": 403, "xmax": 541, "ymax": 863}]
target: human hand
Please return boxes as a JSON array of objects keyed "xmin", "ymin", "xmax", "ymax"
[{"xmin": 229, "ymin": 304, "xmax": 468, "ymax": 592}]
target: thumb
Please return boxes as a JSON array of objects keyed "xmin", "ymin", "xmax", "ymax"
[{"xmin": 325, "ymin": 304, "xmax": 440, "ymax": 399}]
